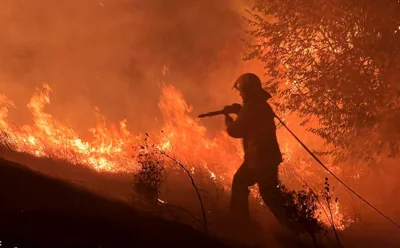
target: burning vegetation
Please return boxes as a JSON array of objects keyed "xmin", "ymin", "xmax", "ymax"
[{"xmin": 0, "ymin": 83, "xmax": 351, "ymax": 234}]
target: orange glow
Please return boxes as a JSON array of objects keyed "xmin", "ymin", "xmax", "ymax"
[{"xmin": 0, "ymin": 83, "xmax": 351, "ymax": 230}]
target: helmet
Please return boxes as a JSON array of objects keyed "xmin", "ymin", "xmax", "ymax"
[{"xmin": 233, "ymin": 73, "xmax": 272, "ymax": 100}]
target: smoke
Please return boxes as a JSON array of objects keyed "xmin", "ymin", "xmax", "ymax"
[
  {"xmin": 2, "ymin": 1, "xmax": 400, "ymax": 244},
  {"xmin": 0, "ymin": 0, "xmax": 263, "ymax": 135}
]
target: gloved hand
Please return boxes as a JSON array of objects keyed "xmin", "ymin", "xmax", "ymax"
[{"xmin": 223, "ymin": 103, "xmax": 242, "ymax": 115}]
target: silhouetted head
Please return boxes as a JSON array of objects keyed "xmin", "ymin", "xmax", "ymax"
[{"xmin": 233, "ymin": 73, "xmax": 272, "ymax": 103}]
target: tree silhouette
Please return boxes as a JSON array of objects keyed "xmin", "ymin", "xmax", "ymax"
[{"xmin": 244, "ymin": 0, "xmax": 400, "ymax": 162}]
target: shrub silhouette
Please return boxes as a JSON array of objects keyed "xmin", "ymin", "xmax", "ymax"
[{"xmin": 133, "ymin": 142, "xmax": 167, "ymax": 203}]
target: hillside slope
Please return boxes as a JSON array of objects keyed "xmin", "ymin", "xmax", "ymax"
[{"xmin": 0, "ymin": 158, "xmax": 243, "ymax": 248}]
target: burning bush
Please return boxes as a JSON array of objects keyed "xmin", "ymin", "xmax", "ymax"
[
  {"xmin": 279, "ymin": 183, "xmax": 324, "ymax": 238},
  {"xmin": 133, "ymin": 141, "xmax": 167, "ymax": 203},
  {"xmin": 277, "ymin": 178, "xmax": 344, "ymax": 247}
]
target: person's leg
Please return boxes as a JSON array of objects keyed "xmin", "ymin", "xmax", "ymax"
[
  {"xmin": 259, "ymin": 176, "xmax": 321, "ymax": 246},
  {"xmin": 230, "ymin": 163, "xmax": 257, "ymax": 219},
  {"xmin": 259, "ymin": 184, "xmax": 291, "ymax": 226},
  {"xmin": 257, "ymin": 165, "xmax": 294, "ymax": 229}
]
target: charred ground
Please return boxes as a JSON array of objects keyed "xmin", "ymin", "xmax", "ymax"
[{"xmin": 0, "ymin": 157, "xmax": 253, "ymax": 248}]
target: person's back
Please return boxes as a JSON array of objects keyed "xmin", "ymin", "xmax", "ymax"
[{"xmin": 243, "ymin": 100, "xmax": 282, "ymax": 169}]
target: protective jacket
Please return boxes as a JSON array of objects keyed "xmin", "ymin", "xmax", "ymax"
[{"xmin": 226, "ymin": 99, "xmax": 283, "ymax": 168}]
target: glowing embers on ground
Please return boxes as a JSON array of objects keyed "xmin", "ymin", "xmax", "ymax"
[{"xmin": 0, "ymin": 84, "xmax": 350, "ymax": 230}]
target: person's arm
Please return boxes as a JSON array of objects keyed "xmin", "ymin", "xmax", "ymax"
[
  {"xmin": 224, "ymin": 114, "xmax": 234, "ymax": 127},
  {"xmin": 225, "ymin": 105, "xmax": 250, "ymax": 138}
]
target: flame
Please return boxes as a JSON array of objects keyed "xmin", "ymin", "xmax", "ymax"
[{"xmin": 0, "ymin": 83, "xmax": 351, "ymax": 230}]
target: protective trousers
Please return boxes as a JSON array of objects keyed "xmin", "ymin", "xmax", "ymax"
[{"xmin": 230, "ymin": 162, "xmax": 291, "ymax": 227}]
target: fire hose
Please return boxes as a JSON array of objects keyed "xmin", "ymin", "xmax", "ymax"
[
  {"xmin": 198, "ymin": 105, "xmax": 400, "ymax": 230},
  {"xmin": 197, "ymin": 110, "xmax": 225, "ymax": 118}
]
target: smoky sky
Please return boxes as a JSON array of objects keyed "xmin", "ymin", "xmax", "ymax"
[{"xmin": 0, "ymin": 0, "xmax": 262, "ymax": 135}]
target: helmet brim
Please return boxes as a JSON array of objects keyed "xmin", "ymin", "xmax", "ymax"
[{"xmin": 232, "ymin": 82, "xmax": 272, "ymax": 101}]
